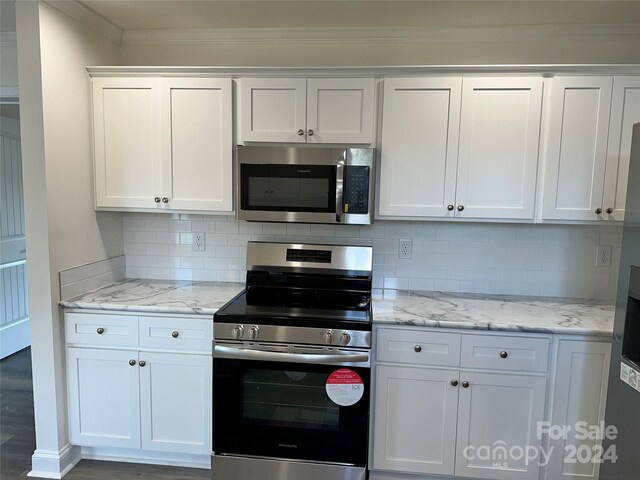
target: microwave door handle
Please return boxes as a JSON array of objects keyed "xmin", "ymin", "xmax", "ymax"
[
  {"xmin": 214, "ymin": 345, "xmax": 369, "ymax": 366},
  {"xmin": 335, "ymin": 161, "xmax": 344, "ymax": 223}
]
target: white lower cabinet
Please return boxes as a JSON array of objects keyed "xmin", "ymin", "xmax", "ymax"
[
  {"xmin": 371, "ymin": 327, "xmax": 611, "ymax": 480},
  {"xmin": 65, "ymin": 311, "xmax": 213, "ymax": 460}
]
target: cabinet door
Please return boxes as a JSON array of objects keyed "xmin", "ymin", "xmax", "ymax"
[
  {"xmin": 306, "ymin": 78, "xmax": 375, "ymax": 144},
  {"xmin": 239, "ymin": 78, "xmax": 307, "ymax": 143},
  {"xmin": 92, "ymin": 77, "xmax": 162, "ymax": 209},
  {"xmin": 602, "ymin": 76, "xmax": 640, "ymax": 221},
  {"xmin": 378, "ymin": 78, "xmax": 462, "ymax": 217},
  {"xmin": 161, "ymin": 78, "xmax": 233, "ymax": 212},
  {"xmin": 542, "ymin": 77, "xmax": 613, "ymax": 220},
  {"xmin": 372, "ymin": 365, "xmax": 459, "ymax": 476},
  {"xmin": 456, "ymin": 78, "xmax": 543, "ymax": 219},
  {"xmin": 455, "ymin": 372, "xmax": 547, "ymax": 480},
  {"xmin": 67, "ymin": 347, "xmax": 140, "ymax": 448},
  {"xmin": 139, "ymin": 352, "xmax": 212, "ymax": 454},
  {"xmin": 547, "ymin": 340, "xmax": 611, "ymax": 480}
]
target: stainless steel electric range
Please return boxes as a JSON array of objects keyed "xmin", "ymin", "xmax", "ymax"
[{"xmin": 212, "ymin": 241, "xmax": 373, "ymax": 480}]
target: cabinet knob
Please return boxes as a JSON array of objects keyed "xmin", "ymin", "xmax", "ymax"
[
  {"xmin": 154, "ymin": 197, "xmax": 161, "ymax": 203},
  {"xmin": 129, "ymin": 359, "xmax": 136, "ymax": 366},
  {"xmin": 414, "ymin": 345, "xmax": 422, "ymax": 353},
  {"xmin": 462, "ymin": 381, "xmax": 470, "ymax": 388},
  {"xmin": 139, "ymin": 360, "xmax": 146, "ymax": 367},
  {"xmin": 451, "ymin": 379, "xmax": 459, "ymax": 387},
  {"xmin": 457, "ymin": 205, "xmax": 465, "ymax": 212},
  {"xmin": 500, "ymin": 351, "xmax": 508, "ymax": 359},
  {"xmin": 447, "ymin": 204, "xmax": 454, "ymax": 211},
  {"xmin": 606, "ymin": 207, "xmax": 614, "ymax": 214},
  {"xmin": 297, "ymin": 129, "xmax": 304, "ymax": 136},
  {"xmin": 162, "ymin": 197, "xmax": 169, "ymax": 203},
  {"xmin": 96, "ymin": 327, "xmax": 104, "ymax": 334},
  {"xmin": 307, "ymin": 129, "xmax": 314, "ymax": 136},
  {"xmin": 595, "ymin": 207, "xmax": 602, "ymax": 215},
  {"xmin": 171, "ymin": 331, "xmax": 179, "ymax": 338}
]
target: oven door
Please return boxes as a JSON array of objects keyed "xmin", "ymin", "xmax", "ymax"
[{"xmin": 213, "ymin": 342, "xmax": 370, "ymax": 467}]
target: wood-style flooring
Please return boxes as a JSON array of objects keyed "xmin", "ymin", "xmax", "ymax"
[{"xmin": 1, "ymin": 347, "xmax": 210, "ymax": 480}]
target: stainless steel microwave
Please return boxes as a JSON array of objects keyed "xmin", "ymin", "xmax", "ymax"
[{"xmin": 236, "ymin": 146, "xmax": 374, "ymax": 225}]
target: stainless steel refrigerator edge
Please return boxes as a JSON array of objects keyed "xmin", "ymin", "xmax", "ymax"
[{"xmin": 601, "ymin": 123, "xmax": 640, "ymax": 480}]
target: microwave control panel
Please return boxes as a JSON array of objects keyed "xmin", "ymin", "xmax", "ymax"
[{"xmin": 343, "ymin": 166, "xmax": 370, "ymax": 215}]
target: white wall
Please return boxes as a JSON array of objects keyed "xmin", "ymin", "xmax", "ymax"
[
  {"xmin": 125, "ymin": 213, "xmax": 622, "ymax": 301},
  {"xmin": 16, "ymin": 1, "xmax": 122, "ymax": 476}
]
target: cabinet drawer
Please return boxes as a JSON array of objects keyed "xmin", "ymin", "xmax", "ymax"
[
  {"xmin": 376, "ymin": 328, "xmax": 461, "ymax": 367},
  {"xmin": 65, "ymin": 312, "xmax": 138, "ymax": 347},
  {"xmin": 460, "ymin": 334, "xmax": 549, "ymax": 372},
  {"xmin": 139, "ymin": 316, "xmax": 213, "ymax": 352}
]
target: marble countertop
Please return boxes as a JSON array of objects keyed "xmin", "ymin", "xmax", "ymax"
[
  {"xmin": 61, "ymin": 279, "xmax": 244, "ymax": 316},
  {"xmin": 61, "ymin": 279, "xmax": 614, "ymax": 336},
  {"xmin": 373, "ymin": 290, "xmax": 614, "ymax": 336}
]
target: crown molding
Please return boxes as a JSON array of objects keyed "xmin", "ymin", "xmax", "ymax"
[
  {"xmin": 43, "ymin": 0, "xmax": 122, "ymax": 45},
  {"xmin": 121, "ymin": 23, "xmax": 640, "ymax": 46},
  {"xmin": 0, "ymin": 32, "xmax": 17, "ymax": 46},
  {"xmin": 86, "ymin": 65, "xmax": 640, "ymax": 78}
]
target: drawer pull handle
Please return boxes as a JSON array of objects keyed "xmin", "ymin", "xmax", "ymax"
[
  {"xmin": 172, "ymin": 331, "xmax": 179, "ymax": 338},
  {"xmin": 129, "ymin": 359, "xmax": 136, "ymax": 366},
  {"xmin": 139, "ymin": 360, "xmax": 146, "ymax": 367},
  {"xmin": 414, "ymin": 345, "xmax": 422, "ymax": 353},
  {"xmin": 462, "ymin": 381, "xmax": 470, "ymax": 388},
  {"xmin": 500, "ymin": 351, "xmax": 508, "ymax": 359},
  {"xmin": 451, "ymin": 379, "xmax": 459, "ymax": 387},
  {"xmin": 96, "ymin": 327, "xmax": 105, "ymax": 334}
]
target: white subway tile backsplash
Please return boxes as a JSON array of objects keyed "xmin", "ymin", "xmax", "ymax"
[{"xmin": 124, "ymin": 214, "xmax": 622, "ymax": 300}]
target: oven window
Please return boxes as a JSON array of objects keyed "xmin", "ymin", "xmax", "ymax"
[
  {"xmin": 241, "ymin": 164, "xmax": 336, "ymax": 212},
  {"xmin": 243, "ymin": 369, "xmax": 339, "ymax": 430}
]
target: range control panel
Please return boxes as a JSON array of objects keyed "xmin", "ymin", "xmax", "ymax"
[{"xmin": 343, "ymin": 166, "xmax": 370, "ymax": 215}]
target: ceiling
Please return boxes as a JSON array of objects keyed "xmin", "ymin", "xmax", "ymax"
[{"xmin": 80, "ymin": 0, "xmax": 640, "ymax": 30}]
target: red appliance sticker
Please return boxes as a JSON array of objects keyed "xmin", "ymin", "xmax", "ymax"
[{"xmin": 326, "ymin": 368, "xmax": 364, "ymax": 406}]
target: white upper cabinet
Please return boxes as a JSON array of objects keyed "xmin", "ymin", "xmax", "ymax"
[
  {"xmin": 378, "ymin": 77, "xmax": 462, "ymax": 217},
  {"xmin": 92, "ymin": 76, "xmax": 233, "ymax": 213},
  {"xmin": 602, "ymin": 76, "xmax": 640, "ymax": 221},
  {"xmin": 238, "ymin": 77, "xmax": 376, "ymax": 144},
  {"xmin": 542, "ymin": 77, "xmax": 614, "ymax": 221},
  {"xmin": 161, "ymin": 78, "xmax": 233, "ymax": 212},
  {"xmin": 456, "ymin": 78, "xmax": 543, "ymax": 220},
  {"xmin": 378, "ymin": 76, "xmax": 542, "ymax": 220},
  {"xmin": 93, "ymin": 77, "xmax": 162, "ymax": 209}
]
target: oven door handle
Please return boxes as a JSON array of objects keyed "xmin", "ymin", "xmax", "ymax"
[{"xmin": 214, "ymin": 345, "xmax": 370, "ymax": 366}]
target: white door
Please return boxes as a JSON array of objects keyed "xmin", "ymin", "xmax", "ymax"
[
  {"xmin": 602, "ymin": 76, "xmax": 640, "ymax": 221},
  {"xmin": 0, "ymin": 115, "xmax": 29, "ymax": 358},
  {"xmin": 542, "ymin": 77, "xmax": 613, "ymax": 221},
  {"xmin": 378, "ymin": 77, "xmax": 462, "ymax": 217},
  {"xmin": 306, "ymin": 78, "xmax": 375, "ymax": 144},
  {"xmin": 372, "ymin": 365, "xmax": 459, "ymax": 476},
  {"xmin": 456, "ymin": 78, "xmax": 543, "ymax": 219},
  {"xmin": 139, "ymin": 352, "xmax": 212, "ymax": 454},
  {"xmin": 161, "ymin": 78, "xmax": 233, "ymax": 212},
  {"xmin": 455, "ymin": 372, "xmax": 547, "ymax": 480},
  {"xmin": 67, "ymin": 347, "xmax": 141, "ymax": 448},
  {"xmin": 547, "ymin": 340, "xmax": 611, "ymax": 480},
  {"xmin": 239, "ymin": 78, "xmax": 307, "ymax": 143},
  {"xmin": 92, "ymin": 77, "xmax": 163, "ymax": 209}
]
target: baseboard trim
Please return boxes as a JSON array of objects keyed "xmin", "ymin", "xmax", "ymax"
[
  {"xmin": 80, "ymin": 446, "xmax": 211, "ymax": 469},
  {"xmin": 28, "ymin": 445, "xmax": 82, "ymax": 479},
  {"xmin": 0, "ymin": 317, "xmax": 30, "ymax": 359}
]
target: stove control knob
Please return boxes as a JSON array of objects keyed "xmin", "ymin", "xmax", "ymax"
[
  {"xmin": 231, "ymin": 325, "xmax": 244, "ymax": 339},
  {"xmin": 340, "ymin": 332, "xmax": 351, "ymax": 345},
  {"xmin": 324, "ymin": 330, "xmax": 334, "ymax": 344},
  {"xmin": 248, "ymin": 326, "xmax": 260, "ymax": 340}
]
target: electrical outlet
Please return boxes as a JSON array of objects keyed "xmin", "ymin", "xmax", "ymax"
[
  {"xmin": 193, "ymin": 232, "xmax": 206, "ymax": 252},
  {"xmin": 399, "ymin": 239, "xmax": 413, "ymax": 259},
  {"xmin": 596, "ymin": 245, "xmax": 611, "ymax": 267}
]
